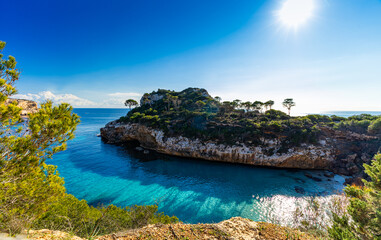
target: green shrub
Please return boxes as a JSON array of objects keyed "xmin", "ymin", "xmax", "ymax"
[
  {"xmin": 0, "ymin": 41, "xmax": 178, "ymax": 238},
  {"xmin": 329, "ymin": 153, "xmax": 381, "ymax": 239},
  {"xmin": 34, "ymin": 194, "xmax": 178, "ymax": 238},
  {"xmin": 334, "ymin": 119, "xmax": 372, "ymax": 134},
  {"xmin": 368, "ymin": 118, "xmax": 381, "ymax": 134}
]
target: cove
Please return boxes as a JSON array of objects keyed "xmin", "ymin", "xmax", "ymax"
[{"xmin": 50, "ymin": 108, "xmax": 344, "ymax": 224}]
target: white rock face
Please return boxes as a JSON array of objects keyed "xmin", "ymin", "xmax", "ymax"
[
  {"xmin": 101, "ymin": 122, "xmax": 336, "ymax": 170},
  {"xmin": 5, "ymin": 98, "xmax": 38, "ymax": 116}
]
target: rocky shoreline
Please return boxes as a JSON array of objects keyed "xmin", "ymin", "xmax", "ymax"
[
  {"xmin": 100, "ymin": 121, "xmax": 380, "ymax": 181},
  {"xmin": 5, "ymin": 98, "xmax": 38, "ymax": 116}
]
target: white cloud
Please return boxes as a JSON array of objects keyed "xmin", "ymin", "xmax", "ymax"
[
  {"xmin": 14, "ymin": 91, "xmax": 96, "ymax": 107},
  {"xmin": 13, "ymin": 91, "xmax": 143, "ymax": 108}
]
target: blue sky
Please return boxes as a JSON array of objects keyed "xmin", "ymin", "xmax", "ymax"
[{"xmin": 2, "ymin": 0, "xmax": 381, "ymax": 113}]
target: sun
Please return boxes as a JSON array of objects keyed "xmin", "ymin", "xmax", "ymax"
[{"xmin": 276, "ymin": 0, "xmax": 316, "ymax": 30}]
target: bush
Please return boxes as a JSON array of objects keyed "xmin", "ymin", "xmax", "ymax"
[
  {"xmin": 334, "ymin": 119, "xmax": 372, "ymax": 134},
  {"xmin": 368, "ymin": 118, "xmax": 381, "ymax": 134},
  {"xmin": 328, "ymin": 153, "xmax": 381, "ymax": 239},
  {"xmin": 34, "ymin": 194, "xmax": 178, "ymax": 238},
  {"xmin": 0, "ymin": 41, "xmax": 178, "ymax": 238}
]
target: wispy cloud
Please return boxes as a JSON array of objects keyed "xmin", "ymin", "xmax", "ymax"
[
  {"xmin": 14, "ymin": 91, "xmax": 96, "ymax": 107},
  {"xmin": 13, "ymin": 91, "xmax": 143, "ymax": 108}
]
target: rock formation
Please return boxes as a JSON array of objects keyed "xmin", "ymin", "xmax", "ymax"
[
  {"xmin": 101, "ymin": 87, "xmax": 381, "ymax": 178},
  {"xmin": 100, "ymin": 121, "xmax": 380, "ymax": 175},
  {"xmin": 97, "ymin": 217, "xmax": 317, "ymax": 240},
  {"xmin": 5, "ymin": 98, "xmax": 38, "ymax": 116}
]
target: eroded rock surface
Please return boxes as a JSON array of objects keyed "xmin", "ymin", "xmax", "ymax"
[
  {"xmin": 97, "ymin": 217, "xmax": 317, "ymax": 240},
  {"xmin": 101, "ymin": 121, "xmax": 380, "ymax": 175},
  {"xmin": 5, "ymin": 98, "xmax": 38, "ymax": 116}
]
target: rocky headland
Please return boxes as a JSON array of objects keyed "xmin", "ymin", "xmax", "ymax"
[
  {"xmin": 101, "ymin": 88, "xmax": 381, "ymax": 181},
  {"xmin": 5, "ymin": 98, "xmax": 38, "ymax": 116}
]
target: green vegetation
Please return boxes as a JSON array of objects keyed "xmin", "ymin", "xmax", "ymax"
[
  {"xmin": 33, "ymin": 195, "xmax": 177, "ymax": 239},
  {"xmin": 119, "ymin": 88, "xmax": 381, "ymax": 151},
  {"xmin": 0, "ymin": 41, "xmax": 177, "ymax": 238},
  {"xmin": 328, "ymin": 153, "xmax": 381, "ymax": 239}
]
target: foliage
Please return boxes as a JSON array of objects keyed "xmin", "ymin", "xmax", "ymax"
[
  {"xmin": 328, "ymin": 153, "xmax": 381, "ymax": 239},
  {"xmin": 118, "ymin": 88, "xmax": 329, "ymax": 149},
  {"xmin": 0, "ymin": 41, "xmax": 79, "ymax": 235},
  {"xmin": 33, "ymin": 194, "xmax": 178, "ymax": 238},
  {"xmin": 118, "ymin": 88, "xmax": 380, "ymax": 150},
  {"xmin": 368, "ymin": 118, "xmax": 381, "ymax": 134},
  {"xmin": 0, "ymin": 41, "xmax": 178, "ymax": 237},
  {"xmin": 334, "ymin": 115, "xmax": 381, "ymax": 135}
]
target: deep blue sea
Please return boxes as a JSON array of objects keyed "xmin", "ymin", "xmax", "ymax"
[{"xmin": 49, "ymin": 109, "xmax": 379, "ymax": 224}]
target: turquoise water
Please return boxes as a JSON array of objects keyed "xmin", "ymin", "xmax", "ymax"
[{"xmin": 51, "ymin": 109, "xmax": 346, "ymax": 224}]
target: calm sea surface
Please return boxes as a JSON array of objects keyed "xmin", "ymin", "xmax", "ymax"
[{"xmin": 49, "ymin": 109, "xmax": 378, "ymax": 224}]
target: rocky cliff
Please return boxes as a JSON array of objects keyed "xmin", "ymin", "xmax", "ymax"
[
  {"xmin": 21, "ymin": 217, "xmax": 317, "ymax": 239},
  {"xmin": 5, "ymin": 98, "xmax": 38, "ymax": 116},
  {"xmin": 101, "ymin": 87, "xmax": 381, "ymax": 178},
  {"xmin": 100, "ymin": 121, "xmax": 380, "ymax": 175}
]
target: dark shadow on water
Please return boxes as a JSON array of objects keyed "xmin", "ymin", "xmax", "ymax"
[{"xmin": 63, "ymin": 137, "xmax": 341, "ymax": 201}]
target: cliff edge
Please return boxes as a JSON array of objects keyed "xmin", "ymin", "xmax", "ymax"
[{"xmin": 101, "ymin": 88, "xmax": 381, "ymax": 177}]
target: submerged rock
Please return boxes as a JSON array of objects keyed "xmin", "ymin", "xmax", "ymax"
[
  {"xmin": 324, "ymin": 172, "xmax": 335, "ymax": 178},
  {"xmin": 304, "ymin": 173, "xmax": 322, "ymax": 182},
  {"xmin": 294, "ymin": 186, "xmax": 306, "ymax": 194}
]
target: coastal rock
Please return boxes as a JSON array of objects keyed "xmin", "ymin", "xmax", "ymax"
[
  {"xmin": 101, "ymin": 119, "xmax": 380, "ymax": 174},
  {"xmin": 101, "ymin": 122, "xmax": 336, "ymax": 170},
  {"xmin": 344, "ymin": 177, "xmax": 364, "ymax": 186},
  {"xmin": 5, "ymin": 98, "xmax": 38, "ymax": 116},
  {"xmin": 97, "ymin": 217, "xmax": 317, "ymax": 240}
]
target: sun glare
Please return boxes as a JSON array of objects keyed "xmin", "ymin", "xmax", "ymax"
[{"xmin": 276, "ymin": 0, "xmax": 316, "ymax": 30}]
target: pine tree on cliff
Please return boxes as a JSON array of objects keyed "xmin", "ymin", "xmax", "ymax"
[
  {"xmin": 264, "ymin": 100, "xmax": 274, "ymax": 111},
  {"xmin": 283, "ymin": 98, "xmax": 295, "ymax": 116},
  {"xmin": 125, "ymin": 99, "xmax": 138, "ymax": 110}
]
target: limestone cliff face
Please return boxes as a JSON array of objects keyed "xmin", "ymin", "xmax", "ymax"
[
  {"xmin": 5, "ymin": 98, "xmax": 38, "ymax": 116},
  {"xmin": 100, "ymin": 121, "xmax": 341, "ymax": 170}
]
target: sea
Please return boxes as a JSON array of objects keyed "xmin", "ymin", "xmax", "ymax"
[{"xmin": 49, "ymin": 109, "xmax": 380, "ymax": 224}]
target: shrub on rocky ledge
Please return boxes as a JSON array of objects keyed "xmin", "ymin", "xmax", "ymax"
[{"xmin": 118, "ymin": 88, "xmax": 381, "ymax": 149}]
